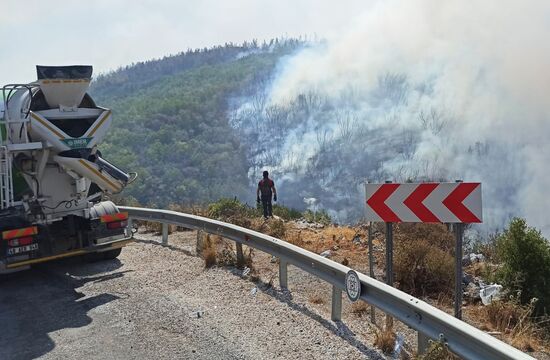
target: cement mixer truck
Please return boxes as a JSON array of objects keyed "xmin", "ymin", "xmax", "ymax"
[{"xmin": 0, "ymin": 65, "xmax": 136, "ymax": 273}]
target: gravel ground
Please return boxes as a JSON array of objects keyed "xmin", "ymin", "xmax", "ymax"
[{"xmin": 0, "ymin": 230, "xmax": 390, "ymax": 360}]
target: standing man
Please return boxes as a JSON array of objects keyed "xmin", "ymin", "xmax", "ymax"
[{"xmin": 257, "ymin": 170, "xmax": 277, "ymax": 219}]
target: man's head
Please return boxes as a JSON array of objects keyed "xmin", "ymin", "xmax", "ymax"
[{"xmin": 263, "ymin": 170, "xmax": 269, "ymax": 178}]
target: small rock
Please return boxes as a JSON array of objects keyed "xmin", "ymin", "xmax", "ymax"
[
  {"xmin": 463, "ymin": 272, "xmax": 473, "ymax": 284},
  {"xmin": 464, "ymin": 282, "xmax": 481, "ymax": 301},
  {"xmin": 189, "ymin": 310, "xmax": 205, "ymax": 318},
  {"xmin": 320, "ymin": 250, "xmax": 331, "ymax": 258},
  {"xmin": 250, "ymin": 287, "xmax": 258, "ymax": 296}
]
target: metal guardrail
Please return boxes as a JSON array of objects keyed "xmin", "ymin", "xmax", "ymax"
[{"xmin": 120, "ymin": 206, "xmax": 533, "ymax": 360}]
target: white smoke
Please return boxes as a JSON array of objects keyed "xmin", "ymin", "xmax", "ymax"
[{"xmin": 232, "ymin": 1, "xmax": 550, "ymax": 235}]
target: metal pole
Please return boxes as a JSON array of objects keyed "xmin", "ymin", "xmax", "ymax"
[
  {"xmin": 331, "ymin": 285, "xmax": 342, "ymax": 322},
  {"xmin": 162, "ymin": 223, "xmax": 168, "ymax": 245},
  {"xmin": 454, "ymin": 179, "xmax": 464, "ymax": 319},
  {"xmin": 455, "ymin": 222, "xmax": 464, "ymax": 319},
  {"xmin": 368, "ymin": 222, "xmax": 376, "ymax": 325},
  {"xmin": 385, "ymin": 221, "xmax": 394, "ymax": 329},
  {"xmin": 279, "ymin": 259, "xmax": 288, "ymax": 289},
  {"xmin": 385, "ymin": 222, "xmax": 393, "ymax": 286}
]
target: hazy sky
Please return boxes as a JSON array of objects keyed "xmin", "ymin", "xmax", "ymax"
[{"xmin": 0, "ymin": 0, "xmax": 368, "ymax": 84}]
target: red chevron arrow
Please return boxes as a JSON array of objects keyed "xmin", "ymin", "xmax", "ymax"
[
  {"xmin": 442, "ymin": 183, "xmax": 481, "ymax": 223},
  {"xmin": 403, "ymin": 183, "xmax": 440, "ymax": 222},
  {"xmin": 366, "ymin": 184, "xmax": 401, "ymax": 222}
]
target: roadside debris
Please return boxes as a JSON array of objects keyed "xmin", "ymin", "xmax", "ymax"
[
  {"xmin": 462, "ymin": 253, "xmax": 485, "ymax": 266},
  {"xmin": 393, "ymin": 333, "xmax": 405, "ymax": 359},
  {"xmin": 320, "ymin": 250, "xmax": 332, "ymax": 258},
  {"xmin": 250, "ymin": 287, "xmax": 258, "ymax": 296},
  {"xmin": 480, "ymin": 284, "xmax": 503, "ymax": 305},
  {"xmin": 189, "ymin": 309, "xmax": 205, "ymax": 318}
]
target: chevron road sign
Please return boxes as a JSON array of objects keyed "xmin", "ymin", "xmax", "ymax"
[{"xmin": 365, "ymin": 182, "xmax": 482, "ymax": 223}]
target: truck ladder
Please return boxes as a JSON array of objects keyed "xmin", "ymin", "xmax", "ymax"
[{"xmin": 0, "ymin": 145, "xmax": 14, "ymax": 209}]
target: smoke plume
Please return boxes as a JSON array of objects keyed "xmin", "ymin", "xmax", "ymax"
[{"xmin": 231, "ymin": 1, "xmax": 550, "ymax": 236}]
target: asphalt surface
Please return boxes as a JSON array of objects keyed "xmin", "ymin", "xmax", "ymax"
[{"xmin": 0, "ymin": 231, "xmax": 384, "ymax": 360}]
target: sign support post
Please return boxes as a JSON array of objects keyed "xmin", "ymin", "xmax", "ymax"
[
  {"xmin": 385, "ymin": 221, "xmax": 394, "ymax": 329},
  {"xmin": 454, "ymin": 222, "xmax": 464, "ymax": 319},
  {"xmin": 368, "ymin": 221, "xmax": 376, "ymax": 325}
]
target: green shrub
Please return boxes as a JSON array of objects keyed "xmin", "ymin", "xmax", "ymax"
[
  {"xmin": 272, "ymin": 204, "xmax": 302, "ymax": 220},
  {"xmin": 303, "ymin": 209, "xmax": 332, "ymax": 225},
  {"xmin": 207, "ymin": 198, "xmax": 258, "ymax": 220},
  {"xmin": 496, "ymin": 218, "xmax": 550, "ymax": 316}
]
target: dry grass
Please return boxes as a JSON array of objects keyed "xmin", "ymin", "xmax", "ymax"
[
  {"xmin": 217, "ymin": 241, "xmax": 238, "ymax": 266},
  {"xmin": 167, "ymin": 203, "xmax": 207, "ymax": 217},
  {"xmin": 250, "ymin": 218, "xmax": 287, "ymax": 239},
  {"xmin": 393, "ymin": 223, "xmax": 454, "ymax": 297},
  {"xmin": 308, "ymin": 294, "xmax": 325, "ymax": 305},
  {"xmin": 374, "ymin": 327, "xmax": 396, "ymax": 355},
  {"xmin": 350, "ymin": 301, "xmax": 369, "ymax": 317},
  {"xmin": 419, "ymin": 342, "xmax": 457, "ymax": 360},
  {"xmin": 284, "ymin": 224, "xmax": 370, "ymax": 270},
  {"xmin": 202, "ymin": 246, "xmax": 217, "ymax": 268},
  {"xmin": 482, "ymin": 298, "xmax": 540, "ymax": 352},
  {"xmin": 197, "ymin": 231, "xmax": 254, "ymax": 270}
]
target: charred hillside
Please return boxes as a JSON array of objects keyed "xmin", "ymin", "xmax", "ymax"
[{"xmin": 90, "ymin": 39, "xmax": 304, "ymax": 207}]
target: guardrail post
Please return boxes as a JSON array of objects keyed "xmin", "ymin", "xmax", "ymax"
[
  {"xmin": 331, "ymin": 285, "xmax": 342, "ymax": 321},
  {"xmin": 417, "ymin": 331, "xmax": 430, "ymax": 355},
  {"xmin": 236, "ymin": 242, "xmax": 244, "ymax": 268},
  {"xmin": 162, "ymin": 223, "xmax": 168, "ymax": 245},
  {"xmin": 279, "ymin": 259, "xmax": 288, "ymax": 289}
]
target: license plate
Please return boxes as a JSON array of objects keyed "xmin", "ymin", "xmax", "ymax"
[{"xmin": 7, "ymin": 243, "xmax": 38, "ymax": 256}]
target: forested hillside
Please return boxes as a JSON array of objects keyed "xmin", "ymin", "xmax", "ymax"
[{"xmin": 90, "ymin": 40, "xmax": 303, "ymax": 206}]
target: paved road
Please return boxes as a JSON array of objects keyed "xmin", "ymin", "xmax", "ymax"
[{"xmin": 0, "ymin": 232, "xmax": 383, "ymax": 360}]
